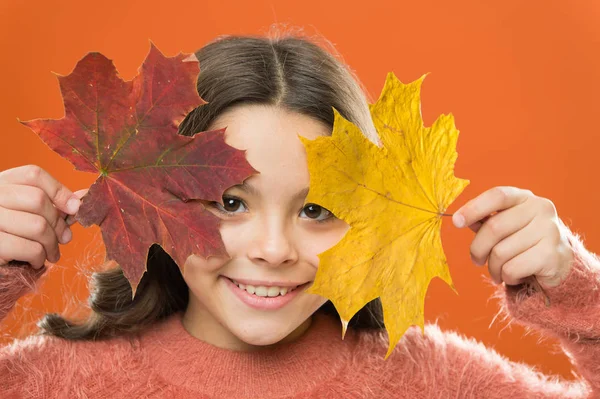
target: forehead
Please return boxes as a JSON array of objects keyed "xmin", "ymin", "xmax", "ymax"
[
  {"xmin": 210, "ymin": 104, "xmax": 329, "ymax": 146},
  {"xmin": 209, "ymin": 105, "xmax": 330, "ymax": 183}
]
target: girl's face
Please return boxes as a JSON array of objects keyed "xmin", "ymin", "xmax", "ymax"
[{"xmin": 181, "ymin": 104, "xmax": 348, "ymax": 351}]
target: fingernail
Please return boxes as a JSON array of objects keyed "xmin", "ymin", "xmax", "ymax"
[
  {"xmin": 453, "ymin": 213, "xmax": 465, "ymax": 228},
  {"xmin": 61, "ymin": 228, "xmax": 72, "ymax": 244},
  {"xmin": 66, "ymin": 197, "xmax": 80, "ymax": 214},
  {"xmin": 65, "ymin": 215, "xmax": 76, "ymax": 226}
]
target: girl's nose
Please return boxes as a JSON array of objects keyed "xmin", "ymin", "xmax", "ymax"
[{"xmin": 247, "ymin": 218, "xmax": 299, "ymax": 267}]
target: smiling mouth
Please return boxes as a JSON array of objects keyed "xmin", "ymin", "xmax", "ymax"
[{"xmin": 226, "ymin": 277, "xmax": 311, "ymax": 297}]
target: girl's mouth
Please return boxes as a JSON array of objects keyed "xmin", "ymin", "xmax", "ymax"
[{"xmin": 223, "ymin": 277, "xmax": 311, "ymax": 310}]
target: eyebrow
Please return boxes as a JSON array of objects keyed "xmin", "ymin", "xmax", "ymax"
[{"xmin": 232, "ymin": 181, "xmax": 310, "ymax": 201}]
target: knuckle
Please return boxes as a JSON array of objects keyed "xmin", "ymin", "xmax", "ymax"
[
  {"xmin": 31, "ymin": 241, "xmax": 45, "ymax": 259},
  {"xmin": 30, "ymin": 216, "xmax": 49, "ymax": 237},
  {"xmin": 30, "ymin": 188, "xmax": 47, "ymax": 211},
  {"xmin": 490, "ymin": 245, "xmax": 507, "ymax": 264},
  {"xmin": 538, "ymin": 198, "xmax": 557, "ymax": 215},
  {"xmin": 485, "ymin": 218, "xmax": 503, "ymax": 236},
  {"xmin": 23, "ymin": 165, "xmax": 43, "ymax": 183}
]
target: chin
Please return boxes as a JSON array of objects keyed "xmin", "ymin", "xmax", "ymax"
[
  {"xmin": 227, "ymin": 316, "xmax": 306, "ymax": 347},
  {"xmin": 238, "ymin": 331, "xmax": 287, "ymax": 347}
]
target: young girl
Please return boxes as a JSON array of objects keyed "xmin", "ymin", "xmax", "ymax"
[{"xmin": 0, "ymin": 34, "xmax": 598, "ymax": 398}]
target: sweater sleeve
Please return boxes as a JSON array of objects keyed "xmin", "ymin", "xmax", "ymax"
[
  {"xmin": 498, "ymin": 223, "xmax": 600, "ymax": 396},
  {"xmin": 380, "ymin": 223, "xmax": 599, "ymax": 398},
  {"xmin": 0, "ymin": 262, "xmax": 47, "ymax": 322}
]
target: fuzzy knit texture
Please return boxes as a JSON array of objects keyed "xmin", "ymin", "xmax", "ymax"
[{"xmin": 0, "ymin": 227, "xmax": 599, "ymax": 398}]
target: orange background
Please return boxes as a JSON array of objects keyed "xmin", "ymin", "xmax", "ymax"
[{"xmin": 1, "ymin": 0, "xmax": 599, "ymax": 379}]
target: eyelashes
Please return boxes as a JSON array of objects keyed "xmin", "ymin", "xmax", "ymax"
[
  {"xmin": 299, "ymin": 204, "xmax": 333, "ymax": 222},
  {"xmin": 211, "ymin": 196, "xmax": 247, "ymax": 216},
  {"xmin": 210, "ymin": 196, "xmax": 335, "ymax": 223}
]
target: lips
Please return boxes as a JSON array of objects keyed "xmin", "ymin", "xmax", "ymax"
[{"xmin": 223, "ymin": 277, "xmax": 311, "ymax": 311}]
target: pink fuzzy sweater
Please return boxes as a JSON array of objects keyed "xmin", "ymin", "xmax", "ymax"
[{"xmin": 0, "ymin": 229, "xmax": 599, "ymax": 398}]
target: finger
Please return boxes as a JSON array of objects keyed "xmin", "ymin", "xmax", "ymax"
[
  {"xmin": 73, "ymin": 189, "xmax": 89, "ymax": 198},
  {"xmin": 469, "ymin": 202, "xmax": 535, "ymax": 266},
  {"xmin": 0, "ymin": 207, "xmax": 60, "ymax": 263},
  {"xmin": 0, "ymin": 231, "xmax": 48, "ymax": 269},
  {"xmin": 0, "ymin": 165, "xmax": 80, "ymax": 214},
  {"xmin": 0, "ymin": 184, "xmax": 71, "ymax": 244},
  {"xmin": 453, "ymin": 187, "xmax": 533, "ymax": 228},
  {"xmin": 486, "ymin": 218, "xmax": 543, "ymax": 284},
  {"xmin": 65, "ymin": 214, "xmax": 76, "ymax": 227},
  {"xmin": 468, "ymin": 215, "xmax": 491, "ymax": 233},
  {"xmin": 64, "ymin": 188, "xmax": 88, "ymax": 226},
  {"xmin": 499, "ymin": 239, "xmax": 550, "ymax": 286}
]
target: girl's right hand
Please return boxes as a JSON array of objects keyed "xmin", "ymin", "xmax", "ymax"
[{"xmin": 0, "ymin": 165, "xmax": 86, "ymax": 269}]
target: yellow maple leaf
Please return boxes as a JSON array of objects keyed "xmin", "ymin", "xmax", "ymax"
[{"xmin": 300, "ymin": 72, "xmax": 469, "ymax": 359}]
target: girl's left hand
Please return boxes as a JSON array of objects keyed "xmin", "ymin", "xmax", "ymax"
[{"xmin": 452, "ymin": 186, "xmax": 574, "ymax": 288}]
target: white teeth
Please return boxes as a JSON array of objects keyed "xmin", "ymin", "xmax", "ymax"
[{"xmin": 231, "ymin": 279, "xmax": 298, "ymax": 297}]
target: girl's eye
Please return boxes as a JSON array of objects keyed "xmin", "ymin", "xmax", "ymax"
[
  {"xmin": 214, "ymin": 197, "xmax": 247, "ymax": 214},
  {"xmin": 300, "ymin": 203, "xmax": 333, "ymax": 221}
]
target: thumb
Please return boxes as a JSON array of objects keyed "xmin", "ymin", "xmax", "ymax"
[
  {"xmin": 73, "ymin": 188, "xmax": 89, "ymax": 199},
  {"xmin": 64, "ymin": 188, "xmax": 89, "ymax": 226}
]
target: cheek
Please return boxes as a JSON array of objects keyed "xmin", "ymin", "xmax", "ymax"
[
  {"xmin": 300, "ymin": 222, "xmax": 350, "ymax": 267},
  {"xmin": 183, "ymin": 254, "xmax": 228, "ymax": 282},
  {"xmin": 218, "ymin": 220, "xmax": 250, "ymax": 256}
]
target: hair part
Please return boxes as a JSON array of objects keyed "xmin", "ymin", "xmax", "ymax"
[{"xmin": 39, "ymin": 33, "xmax": 384, "ymax": 341}]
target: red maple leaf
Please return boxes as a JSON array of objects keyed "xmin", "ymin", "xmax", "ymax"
[{"xmin": 22, "ymin": 44, "xmax": 256, "ymax": 294}]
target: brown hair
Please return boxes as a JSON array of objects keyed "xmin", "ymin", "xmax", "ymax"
[{"xmin": 39, "ymin": 34, "xmax": 384, "ymax": 340}]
